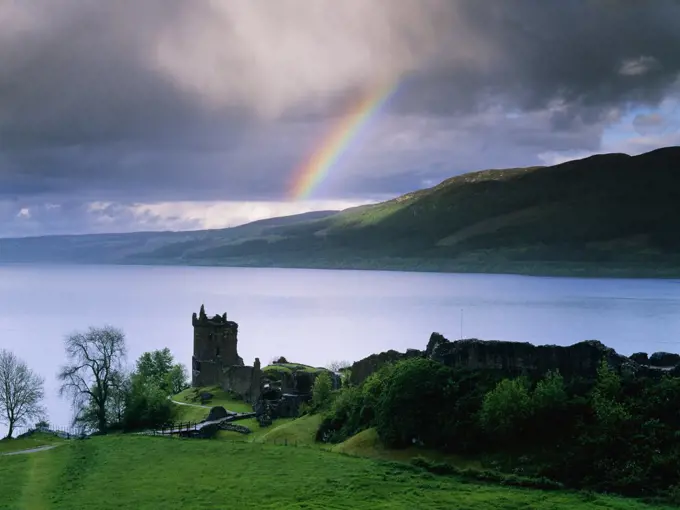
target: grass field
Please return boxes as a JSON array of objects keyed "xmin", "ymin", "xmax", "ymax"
[{"xmin": 1, "ymin": 434, "xmax": 673, "ymax": 510}]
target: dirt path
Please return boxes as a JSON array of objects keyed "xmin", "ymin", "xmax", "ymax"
[
  {"xmin": 1, "ymin": 444, "xmax": 61, "ymax": 456},
  {"xmin": 167, "ymin": 396, "xmax": 210, "ymax": 409}
]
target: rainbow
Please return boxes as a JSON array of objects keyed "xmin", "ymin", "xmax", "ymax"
[{"xmin": 288, "ymin": 82, "xmax": 400, "ymax": 200}]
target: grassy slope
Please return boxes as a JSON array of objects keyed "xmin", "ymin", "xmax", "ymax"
[
  {"xmin": 1, "ymin": 147, "xmax": 679, "ymax": 278},
  {"xmin": 1, "ymin": 435, "xmax": 672, "ymax": 510},
  {"xmin": 170, "ymin": 388, "xmax": 317, "ymax": 443},
  {"xmin": 184, "ymin": 147, "xmax": 680, "ymax": 276}
]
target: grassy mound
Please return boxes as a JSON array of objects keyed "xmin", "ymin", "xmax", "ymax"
[
  {"xmin": 332, "ymin": 428, "xmax": 481, "ymax": 468},
  {"xmin": 214, "ymin": 417, "xmax": 293, "ymax": 442},
  {"xmin": 1, "ymin": 434, "xmax": 670, "ymax": 510},
  {"xmin": 170, "ymin": 386, "xmax": 253, "ymax": 422},
  {"xmin": 255, "ymin": 414, "xmax": 323, "ymax": 446},
  {"xmin": 262, "ymin": 362, "xmax": 327, "ymax": 379},
  {"xmin": 0, "ymin": 432, "xmax": 66, "ymax": 454}
]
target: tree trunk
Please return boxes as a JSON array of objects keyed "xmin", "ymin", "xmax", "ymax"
[
  {"xmin": 97, "ymin": 404, "xmax": 107, "ymax": 433},
  {"xmin": 7, "ymin": 421, "xmax": 14, "ymax": 439}
]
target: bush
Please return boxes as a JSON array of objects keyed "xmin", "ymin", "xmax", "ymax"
[
  {"xmin": 374, "ymin": 358, "xmax": 458, "ymax": 449},
  {"xmin": 122, "ymin": 376, "xmax": 177, "ymax": 431}
]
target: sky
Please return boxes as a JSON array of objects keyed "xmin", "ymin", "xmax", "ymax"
[{"xmin": 1, "ymin": 0, "xmax": 679, "ymax": 237}]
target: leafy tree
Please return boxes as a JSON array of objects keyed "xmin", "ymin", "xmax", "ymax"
[
  {"xmin": 122, "ymin": 374, "xmax": 177, "ymax": 431},
  {"xmin": 0, "ymin": 349, "xmax": 45, "ymax": 438},
  {"xmin": 532, "ymin": 370, "xmax": 568, "ymax": 412},
  {"xmin": 57, "ymin": 326, "xmax": 127, "ymax": 434},
  {"xmin": 479, "ymin": 377, "xmax": 532, "ymax": 440},
  {"xmin": 311, "ymin": 371, "xmax": 333, "ymax": 410},
  {"xmin": 375, "ymin": 358, "xmax": 457, "ymax": 448},
  {"xmin": 165, "ymin": 364, "xmax": 189, "ymax": 395},
  {"xmin": 591, "ymin": 360, "xmax": 630, "ymax": 428},
  {"xmin": 135, "ymin": 348, "xmax": 188, "ymax": 395}
]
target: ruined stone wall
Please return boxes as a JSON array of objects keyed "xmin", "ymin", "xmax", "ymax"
[
  {"xmin": 192, "ymin": 359, "xmax": 222, "ymax": 388},
  {"xmin": 222, "ymin": 365, "xmax": 254, "ymax": 399},
  {"xmin": 349, "ymin": 348, "xmax": 424, "ymax": 386},
  {"xmin": 249, "ymin": 358, "xmax": 262, "ymax": 403},
  {"xmin": 349, "ymin": 332, "xmax": 637, "ymax": 386},
  {"xmin": 427, "ymin": 335, "xmax": 632, "ymax": 378}
]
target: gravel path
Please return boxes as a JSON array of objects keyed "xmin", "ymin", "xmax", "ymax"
[{"xmin": 1, "ymin": 444, "xmax": 61, "ymax": 456}]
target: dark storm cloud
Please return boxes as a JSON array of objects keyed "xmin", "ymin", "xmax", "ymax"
[{"xmin": 0, "ymin": 0, "xmax": 679, "ymax": 218}]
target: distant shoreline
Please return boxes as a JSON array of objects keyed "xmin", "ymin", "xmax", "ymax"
[{"xmin": 2, "ymin": 258, "xmax": 680, "ymax": 280}]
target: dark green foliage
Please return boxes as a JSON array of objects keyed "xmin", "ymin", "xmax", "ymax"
[
  {"xmin": 479, "ymin": 377, "xmax": 532, "ymax": 439},
  {"xmin": 121, "ymin": 375, "xmax": 177, "ymax": 431},
  {"xmin": 117, "ymin": 348, "xmax": 186, "ymax": 431},
  {"xmin": 319, "ymin": 355, "xmax": 680, "ymax": 501},
  {"xmin": 374, "ymin": 358, "xmax": 458, "ymax": 448}
]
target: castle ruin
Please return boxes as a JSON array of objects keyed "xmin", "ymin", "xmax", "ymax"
[
  {"xmin": 191, "ymin": 305, "xmax": 244, "ymax": 387},
  {"xmin": 191, "ymin": 305, "xmax": 261, "ymax": 403}
]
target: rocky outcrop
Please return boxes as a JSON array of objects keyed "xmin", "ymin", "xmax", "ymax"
[
  {"xmin": 206, "ymin": 406, "xmax": 230, "ymax": 422},
  {"xmin": 349, "ymin": 348, "xmax": 424, "ymax": 386}
]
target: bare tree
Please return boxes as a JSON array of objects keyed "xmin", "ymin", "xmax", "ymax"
[
  {"xmin": 57, "ymin": 326, "xmax": 127, "ymax": 434},
  {"xmin": 0, "ymin": 349, "xmax": 45, "ymax": 438},
  {"xmin": 326, "ymin": 360, "xmax": 351, "ymax": 373}
]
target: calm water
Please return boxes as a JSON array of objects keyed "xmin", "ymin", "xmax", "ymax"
[{"xmin": 1, "ymin": 264, "xmax": 680, "ymax": 435}]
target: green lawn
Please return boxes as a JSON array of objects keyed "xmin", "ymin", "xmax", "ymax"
[{"xmin": 1, "ymin": 434, "xmax": 671, "ymax": 510}]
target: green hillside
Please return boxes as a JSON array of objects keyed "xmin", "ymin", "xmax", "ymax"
[
  {"xmin": 2, "ymin": 147, "xmax": 679, "ymax": 277},
  {"xmin": 0, "ymin": 434, "xmax": 672, "ymax": 509}
]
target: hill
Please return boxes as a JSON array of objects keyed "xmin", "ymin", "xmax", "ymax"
[
  {"xmin": 1, "ymin": 147, "xmax": 679, "ymax": 277},
  {"xmin": 0, "ymin": 434, "xmax": 672, "ymax": 509}
]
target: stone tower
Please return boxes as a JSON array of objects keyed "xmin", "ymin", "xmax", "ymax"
[{"xmin": 191, "ymin": 305, "xmax": 244, "ymax": 387}]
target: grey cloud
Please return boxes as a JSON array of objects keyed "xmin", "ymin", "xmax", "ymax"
[
  {"xmin": 619, "ymin": 57, "xmax": 662, "ymax": 77},
  {"xmin": 1, "ymin": 0, "xmax": 680, "ymax": 232},
  {"xmin": 0, "ymin": 198, "xmax": 203, "ymax": 238}
]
